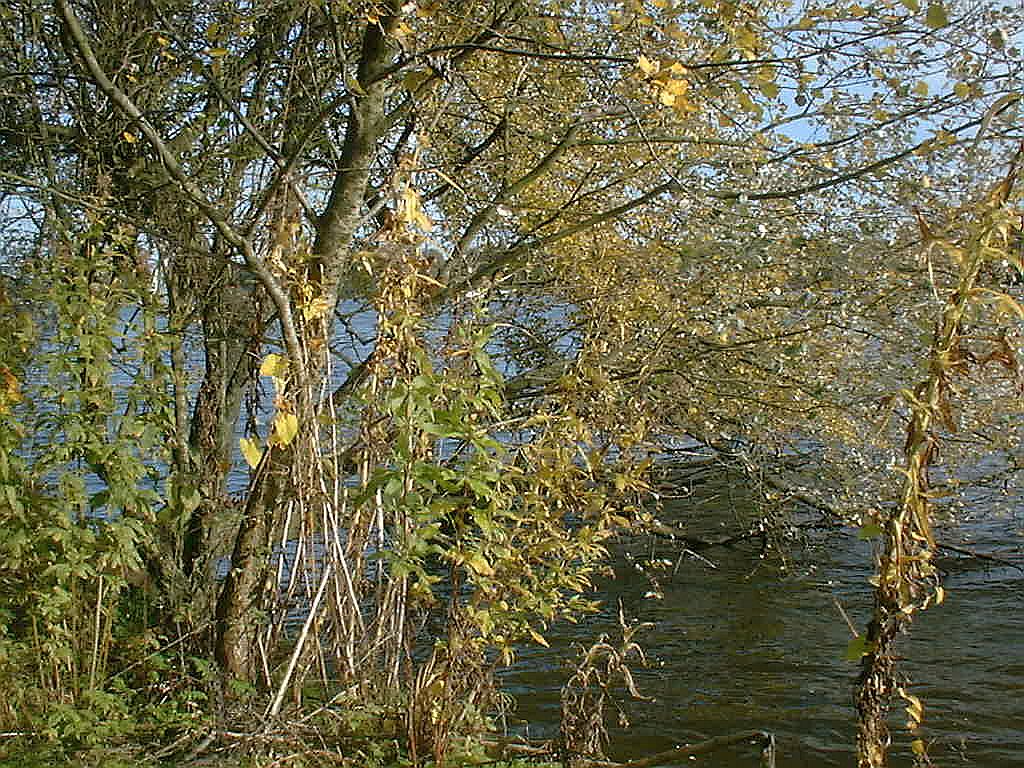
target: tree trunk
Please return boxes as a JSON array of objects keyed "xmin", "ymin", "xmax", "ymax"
[
  {"xmin": 182, "ymin": 286, "xmax": 263, "ymax": 578},
  {"xmin": 214, "ymin": 450, "xmax": 285, "ymax": 681}
]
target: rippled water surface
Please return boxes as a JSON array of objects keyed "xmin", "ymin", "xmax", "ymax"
[{"xmin": 502, "ymin": 476, "xmax": 1024, "ymax": 767}]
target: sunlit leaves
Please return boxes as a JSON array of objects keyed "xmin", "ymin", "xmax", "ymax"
[
  {"xmin": 637, "ymin": 55, "xmax": 659, "ymax": 78},
  {"xmin": 636, "ymin": 56, "xmax": 696, "ymax": 113},
  {"xmin": 260, "ymin": 352, "xmax": 289, "ymax": 397},
  {"xmin": 898, "ymin": 686, "xmax": 924, "ymax": 728},
  {"xmin": 463, "ymin": 551, "xmax": 495, "ymax": 576}
]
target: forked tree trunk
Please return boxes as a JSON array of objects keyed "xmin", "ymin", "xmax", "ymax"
[{"xmin": 211, "ymin": 3, "xmax": 397, "ymax": 685}]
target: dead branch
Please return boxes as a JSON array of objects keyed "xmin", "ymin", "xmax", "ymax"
[{"xmin": 572, "ymin": 729, "xmax": 776, "ymax": 768}]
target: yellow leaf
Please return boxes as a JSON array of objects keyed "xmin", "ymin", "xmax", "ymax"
[
  {"xmin": 260, "ymin": 353, "xmax": 288, "ymax": 378},
  {"xmin": 0, "ymin": 368, "xmax": 21, "ymax": 414},
  {"xmin": 734, "ymin": 25, "xmax": 758, "ymax": 57},
  {"xmin": 207, "ymin": 47, "xmax": 229, "ymax": 57},
  {"xmin": 273, "ymin": 412, "xmax": 299, "ymax": 446},
  {"xmin": 528, "ymin": 628, "xmax": 550, "ymax": 647},
  {"xmin": 346, "ymin": 76, "xmax": 367, "ymax": 96},
  {"xmin": 302, "ymin": 296, "xmax": 331, "ymax": 322},
  {"xmin": 465, "ymin": 552, "xmax": 494, "ymax": 576},
  {"xmin": 1, "ymin": 368, "xmax": 21, "ymax": 399},
  {"xmin": 737, "ymin": 90, "xmax": 761, "ymax": 116},
  {"xmin": 911, "ymin": 739, "xmax": 926, "ymax": 756},
  {"xmin": 416, "ymin": 2, "xmax": 440, "ymax": 17},
  {"xmin": 637, "ymin": 55, "xmax": 659, "ymax": 77},
  {"xmin": 898, "ymin": 687, "xmax": 924, "ymax": 724},
  {"xmin": 912, "ymin": 80, "xmax": 929, "ymax": 97},
  {"xmin": 240, "ymin": 437, "xmax": 263, "ymax": 468},
  {"xmin": 954, "ymin": 81, "xmax": 972, "ymax": 99},
  {"xmin": 413, "ymin": 208, "xmax": 433, "ymax": 232},
  {"xmin": 664, "ymin": 78, "xmax": 689, "ymax": 95},
  {"xmin": 122, "ymin": 131, "xmax": 138, "ymax": 143}
]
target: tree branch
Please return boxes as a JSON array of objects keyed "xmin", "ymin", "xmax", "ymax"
[
  {"xmin": 55, "ymin": 0, "xmax": 306, "ymax": 382},
  {"xmin": 311, "ymin": 0, "xmax": 400, "ymax": 308},
  {"xmin": 148, "ymin": 2, "xmax": 319, "ymax": 227},
  {"xmin": 452, "ymin": 123, "xmax": 581, "ymax": 259}
]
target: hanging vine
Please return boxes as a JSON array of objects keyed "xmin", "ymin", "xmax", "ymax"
[{"xmin": 856, "ymin": 145, "xmax": 1023, "ymax": 767}]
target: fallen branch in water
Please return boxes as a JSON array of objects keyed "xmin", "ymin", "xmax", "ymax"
[
  {"xmin": 936, "ymin": 542, "xmax": 1024, "ymax": 573},
  {"xmin": 634, "ymin": 518, "xmax": 766, "ymax": 551},
  {"xmin": 572, "ymin": 729, "xmax": 776, "ymax": 768}
]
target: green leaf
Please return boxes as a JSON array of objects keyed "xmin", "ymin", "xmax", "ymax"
[
  {"xmin": 402, "ymin": 69, "xmax": 432, "ymax": 92},
  {"xmin": 181, "ymin": 487, "xmax": 202, "ymax": 515},
  {"xmin": 900, "ymin": 0, "xmax": 919, "ymax": 11},
  {"xmin": 421, "ymin": 422, "xmax": 456, "ymax": 437},
  {"xmin": 844, "ymin": 634, "xmax": 875, "ymax": 661},
  {"xmin": 925, "ymin": 3, "xmax": 948, "ymax": 28},
  {"xmin": 858, "ymin": 522, "xmax": 884, "ymax": 540}
]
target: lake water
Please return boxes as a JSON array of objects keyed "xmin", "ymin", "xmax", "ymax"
[{"xmin": 502, "ymin": 469, "xmax": 1024, "ymax": 767}]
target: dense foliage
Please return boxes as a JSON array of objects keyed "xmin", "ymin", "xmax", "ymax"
[{"xmin": 1, "ymin": 0, "xmax": 1022, "ymax": 765}]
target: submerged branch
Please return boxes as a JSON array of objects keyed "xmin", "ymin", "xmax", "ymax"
[{"xmin": 573, "ymin": 730, "xmax": 776, "ymax": 768}]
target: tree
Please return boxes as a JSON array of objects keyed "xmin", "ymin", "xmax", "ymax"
[{"xmin": 1, "ymin": 0, "xmax": 1022, "ymax": 762}]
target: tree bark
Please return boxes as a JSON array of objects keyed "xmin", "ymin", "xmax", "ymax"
[{"xmin": 214, "ymin": 451, "xmax": 284, "ymax": 681}]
